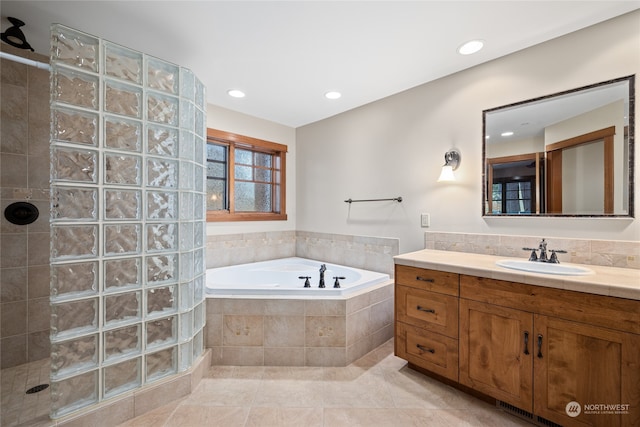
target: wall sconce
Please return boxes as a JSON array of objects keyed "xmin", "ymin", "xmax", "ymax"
[{"xmin": 437, "ymin": 149, "xmax": 461, "ymax": 182}]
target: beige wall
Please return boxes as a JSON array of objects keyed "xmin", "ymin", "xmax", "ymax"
[
  {"xmin": 0, "ymin": 46, "xmax": 51, "ymax": 368},
  {"xmin": 296, "ymin": 10, "xmax": 640, "ymax": 254},
  {"xmin": 205, "ymin": 104, "xmax": 297, "ymax": 235}
]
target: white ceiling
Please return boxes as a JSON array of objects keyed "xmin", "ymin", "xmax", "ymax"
[{"xmin": 2, "ymin": 1, "xmax": 639, "ymax": 128}]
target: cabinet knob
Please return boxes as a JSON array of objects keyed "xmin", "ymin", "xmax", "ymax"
[
  {"xmin": 416, "ymin": 306, "xmax": 436, "ymax": 314},
  {"xmin": 523, "ymin": 331, "xmax": 530, "ymax": 355},
  {"xmin": 416, "ymin": 276, "xmax": 435, "ymax": 283}
]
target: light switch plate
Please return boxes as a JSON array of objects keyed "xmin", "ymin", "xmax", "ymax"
[{"xmin": 421, "ymin": 213, "xmax": 430, "ymax": 227}]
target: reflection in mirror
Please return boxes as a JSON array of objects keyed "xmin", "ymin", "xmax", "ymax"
[
  {"xmin": 483, "ymin": 75, "xmax": 634, "ymax": 217},
  {"xmin": 487, "ymin": 153, "xmax": 544, "ymax": 215}
]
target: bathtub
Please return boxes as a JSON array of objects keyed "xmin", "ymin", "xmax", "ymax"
[{"xmin": 206, "ymin": 257, "xmax": 390, "ymax": 297}]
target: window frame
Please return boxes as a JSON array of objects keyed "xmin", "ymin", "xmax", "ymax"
[
  {"xmin": 206, "ymin": 128, "xmax": 287, "ymax": 222},
  {"xmin": 492, "ymin": 177, "xmax": 535, "ymax": 215}
]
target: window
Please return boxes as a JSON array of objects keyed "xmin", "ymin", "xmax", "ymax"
[
  {"xmin": 492, "ymin": 179, "xmax": 534, "ymax": 214},
  {"xmin": 206, "ymin": 128, "xmax": 287, "ymax": 221}
]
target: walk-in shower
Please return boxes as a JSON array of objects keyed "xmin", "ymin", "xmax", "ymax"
[{"xmin": 1, "ymin": 22, "xmax": 207, "ymax": 423}]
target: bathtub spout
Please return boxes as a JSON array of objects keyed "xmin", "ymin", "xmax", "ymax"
[{"xmin": 319, "ymin": 264, "xmax": 327, "ymax": 288}]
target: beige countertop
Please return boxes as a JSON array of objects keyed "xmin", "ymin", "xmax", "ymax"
[{"xmin": 394, "ymin": 249, "xmax": 640, "ymax": 301}]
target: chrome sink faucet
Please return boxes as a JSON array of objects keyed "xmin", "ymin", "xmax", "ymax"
[
  {"xmin": 538, "ymin": 238, "xmax": 548, "ymax": 262},
  {"xmin": 523, "ymin": 238, "xmax": 567, "ymax": 264}
]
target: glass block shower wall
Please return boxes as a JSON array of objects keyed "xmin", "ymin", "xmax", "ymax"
[{"xmin": 48, "ymin": 25, "xmax": 206, "ymax": 418}]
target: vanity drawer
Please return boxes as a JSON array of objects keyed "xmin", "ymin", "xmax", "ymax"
[
  {"xmin": 396, "ymin": 322, "xmax": 458, "ymax": 381},
  {"xmin": 460, "ymin": 275, "xmax": 640, "ymax": 335},
  {"xmin": 395, "ymin": 265, "xmax": 459, "ymax": 296},
  {"xmin": 396, "ymin": 285, "xmax": 458, "ymax": 338}
]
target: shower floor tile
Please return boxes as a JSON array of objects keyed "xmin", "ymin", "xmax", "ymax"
[{"xmin": 0, "ymin": 358, "xmax": 52, "ymax": 427}]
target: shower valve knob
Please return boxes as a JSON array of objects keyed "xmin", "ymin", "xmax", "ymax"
[{"xmin": 333, "ymin": 276, "xmax": 346, "ymax": 288}]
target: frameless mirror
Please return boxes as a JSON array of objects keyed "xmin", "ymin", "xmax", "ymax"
[{"xmin": 483, "ymin": 75, "xmax": 634, "ymax": 217}]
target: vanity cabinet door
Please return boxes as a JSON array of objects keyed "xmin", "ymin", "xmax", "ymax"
[
  {"xmin": 533, "ymin": 315, "xmax": 640, "ymax": 427},
  {"xmin": 459, "ymin": 298, "xmax": 533, "ymax": 412}
]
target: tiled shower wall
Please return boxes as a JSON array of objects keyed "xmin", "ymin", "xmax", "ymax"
[
  {"xmin": 425, "ymin": 231, "xmax": 640, "ymax": 269},
  {"xmin": 48, "ymin": 25, "xmax": 206, "ymax": 418},
  {"xmin": 205, "ymin": 230, "xmax": 399, "ymax": 276},
  {"xmin": 0, "ymin": 45, "xmax": 51, "ymax": 368}
]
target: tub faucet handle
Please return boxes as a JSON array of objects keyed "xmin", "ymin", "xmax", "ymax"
[
  {"xmin": 333, "ymin": 276, "xmax": 346, "ymax": 288},
  {"xmin": 298, "ymin": 276, "xmax": 311, "ymax": 288}
]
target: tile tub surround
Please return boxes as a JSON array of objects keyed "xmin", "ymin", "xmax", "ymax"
[
  {"xmin": 0, "ymin": 44, "xmax": 52, "ymax": 369},
  {"xmin": 205, "ymin": 231, "xmax": 296, "ymax": 269},
  {"xmin": 425, "ymin": 231, "xmax": 640, "ymax": 269},
  {"xmin": 206, "ymin": 230, "xmax": 399, "ymax": 277},
  {"xmin": 296, "ymin": 231, "xmax": 399, "ymax": 277},
  {"xmin": 205, "ymin": 281, "xmax": 395, "ymax": 367}
]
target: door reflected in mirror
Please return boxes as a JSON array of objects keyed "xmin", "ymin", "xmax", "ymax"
[{"xmin": 483, "ymin": 75, "xmax": 634, "ymax": 217}]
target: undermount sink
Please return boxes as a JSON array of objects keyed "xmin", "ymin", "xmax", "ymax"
[{"xmin": 496, "ymin": 259, "xmax": 594, "ymax": 276}]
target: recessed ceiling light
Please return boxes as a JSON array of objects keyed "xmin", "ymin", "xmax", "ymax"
[
  {"xmin": 325, "ymin": 91, "xmax": 341, "ymax": 100},
  {"xmin": 457, "ymin": 40, "xmax": 484, "ymax": 55},
  {"xmin": 227, "ymin": 89, "xmax": 245, "ymax": 98},
  {"xmin": 501, "ymin": 131, "xmax": 514, "ymax": 137}
]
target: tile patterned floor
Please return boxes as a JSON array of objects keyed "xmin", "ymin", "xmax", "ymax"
[
  {"xmin": 0, "ymin": 341, "xmax": 534, "ymax": 426},
  {"xmin": 118, "ymin": 340, "xmax": 533, "ymax": 427},
  {"xmin": 1, "ymin": 358, "xmax": 52, "ymax": 427}
]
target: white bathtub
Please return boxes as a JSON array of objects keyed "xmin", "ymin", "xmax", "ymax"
[{"xmin": 206, "ymin": 257, "xmax": 391, "ymax": 297}]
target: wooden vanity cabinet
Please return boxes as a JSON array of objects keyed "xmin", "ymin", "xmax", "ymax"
[
  {"xmin": 394, "ymin": 264, "xmax": 640, "ymax": 427},
  {"xmin": 394, "ymin": 265, "xmax": 459, "ymax": 381},
  {"xmin": 459, "ymin": 275, "xmax": 640, "ymax": 427}
]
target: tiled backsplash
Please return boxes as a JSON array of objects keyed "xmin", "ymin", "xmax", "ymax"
[
  {"xmin": 206, "ymin": 230, "xmax": 399, "ymax": 276},
  {"xmin": 206, "ymin": 229, "xmax": 640, "ymax": 272},
  {"xmin": 424, "ymin": 231, "xmax": 640, "ymax": 269}
]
